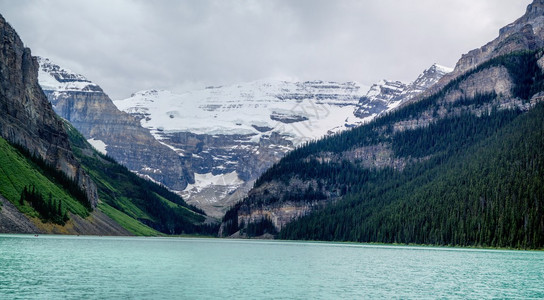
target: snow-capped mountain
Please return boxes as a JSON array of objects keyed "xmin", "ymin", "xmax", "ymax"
[
  {"xmin": 115, "ymin": 64, "xmax": 450, "ymax": 217},
  {"xmin": 354, "ymin": 64, "xmax": 453, "ymax": 118},
  {"xmin": 38, "ymin": 57, "xmax": 101, "ymax": 93},
  {"xmin": 37, "ymin": 56, "xmax": 450, "ymax": 218},
  {"xmin": 115, "ymin": 80, "xmax": 369, "ymax": 145},
  {"xmin": 114, "ymin": 80, "xmax": 370, "ymax": 216}
]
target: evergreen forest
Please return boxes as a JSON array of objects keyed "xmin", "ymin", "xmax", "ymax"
[{"xmin": 223, "ymin": 50, "xmax": 544, "ymax": 249}]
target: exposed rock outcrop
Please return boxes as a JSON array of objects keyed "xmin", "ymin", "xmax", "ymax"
[
  {"xmin": 0, "ymin": 195, "xmax": 39, "ymax": 233},
  {"xmin": 0, "ymin": 14, "xmax": 98, "ymax": 207}
]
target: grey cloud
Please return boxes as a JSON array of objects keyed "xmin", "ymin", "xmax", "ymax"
[{"xmin": 0, "ymin": 0, "xmax": 532, "ymax": 99}]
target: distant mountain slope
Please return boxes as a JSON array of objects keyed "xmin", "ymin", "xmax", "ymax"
[
  {"xmin": 115, "ymin": 66, "xmax": 448, "ymax": 217},
  {"xmin": 37, "ymin": 57, "xmax": 189, "ymax": 190},
  {"xmin": 64, "ymin": 122, "xmax": 215, "ymax": 235}
]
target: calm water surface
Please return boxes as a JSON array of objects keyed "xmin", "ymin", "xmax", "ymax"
[{"xmin": 0, "ymin": 234, "xmax": 542, "ymax": 299}]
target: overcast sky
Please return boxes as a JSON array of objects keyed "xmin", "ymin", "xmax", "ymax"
[{"xmin": 0, "ymin": 0, "xmax": 532, "ymax": 99}]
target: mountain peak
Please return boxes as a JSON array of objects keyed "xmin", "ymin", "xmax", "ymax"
[
  {"xmin": 527, "ymin": 0, "xmax": 544, "ymax": 16},
  {"xmin": 438, "ymin": 1, "xmax": 544, "ymax": 84},
  {"xmin": 37, "ymin": 56, "xmax": 102, "ymax": 93},
  {"xmin": 353, "ymin": 63, "xmax": 450, "ymax": 119},
  {"xmin": 429, "ymin": 63, "xmax": 453, "ymax": 74}
]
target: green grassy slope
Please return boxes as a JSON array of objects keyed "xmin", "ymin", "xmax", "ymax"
[{"xmin": 0, "ymin": 137, "xmax": 88, "ymax": 220}]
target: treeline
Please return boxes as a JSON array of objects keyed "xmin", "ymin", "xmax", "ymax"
[
  {"xmin": 240, "ymin": 217, "xmax": 277, "ymax": 237},
  {"xmin": 20, "ymin": 185, "xmax": 69, "ymax": 225},
  {"xmin": 221, "ymin": 205, "xmax": 277, "ymax": 237},
  {"xmin": 262, "ymin": 49, "xmax": 544, "ymax": 171}
]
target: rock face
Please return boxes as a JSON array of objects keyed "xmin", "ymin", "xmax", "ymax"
[
  {"xmin": 115, "ymin": 67, "xmax": 449, "ymax": 217},
  {"xmin": 0, "ymin": 14, "xmax": 98, "ymax": 207},
  {"xmin": 0, "ymin": 195, "xmax": 39, "ymax": 233},
  {"xmin": 427, "ymin": 0, "xmax": 544, "ymax": 97},
  {"xmin": 37, "ymin": 57, "xmax": 188, "ymax": 190}
]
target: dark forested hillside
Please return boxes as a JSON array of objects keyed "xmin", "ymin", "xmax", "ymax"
[
  {"xmin": 222, "ymin": 50, "xmax": 544, "ymax": 249},
  {"xmin": 279, "ymin": 102, "xmax": 544, "ymax": 248}
]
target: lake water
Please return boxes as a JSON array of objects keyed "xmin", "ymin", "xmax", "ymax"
[{"xmin": 0, "ymin": 235, "xmax": 543, "ymax": 299}]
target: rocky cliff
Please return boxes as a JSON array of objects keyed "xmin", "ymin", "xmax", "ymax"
[
  {"xmin": 37, "ymin": 57, "xmax": 188, "ymax": 190},
  {"xmin": 0, "ymin": 14, "xmax": 98, "ymax": 207},
  {"xmin": 424, "ymin": 0, "xmax": 544, "ymax": 99}
]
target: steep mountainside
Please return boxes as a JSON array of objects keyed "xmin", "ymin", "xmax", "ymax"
[
  {"xmin": 64, "ymin": 122, "xmax": 215, "ymax": 235},
  {"xmin": 220, "ymin": 1, "xmax": 544, "ymax": 249},
  {"xmin": 0, "ymin": 13, "xmax": 125, "ymax": 234},
  {"xmin": 115, "ymin": 66, "xmax": 448, "ymax": 217},
  {"xmin": 0, "ymin": 14, "xmax": 98, "ymax": 207},
  {"xmin": 37, "ymin": 58, "xmax": 189, "ymax": 190},
  {"xmin": 0, "ymin": 135, "xmax": 129, "ymax": 235},
  {"xmin": 423, "ymin": 0, "xmax": 544, "ymax": 100}
]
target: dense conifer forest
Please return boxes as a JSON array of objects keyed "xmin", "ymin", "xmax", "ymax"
[{"xmin": 223, "ymin": 50, "xmax": 544, "ymax": 248}]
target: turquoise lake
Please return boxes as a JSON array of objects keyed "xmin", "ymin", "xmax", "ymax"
[{"xmin": 0, "ymin": 234, "xmax": 543, "ymax": 299}]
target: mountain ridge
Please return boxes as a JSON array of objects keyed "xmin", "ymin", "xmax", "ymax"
[{"xmin": 37, "ymin": 57, "xmax": 190, "ymax": 191}]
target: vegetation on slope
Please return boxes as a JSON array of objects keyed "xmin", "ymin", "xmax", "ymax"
[
  {"xmin": 224, "ymin": 50, "xmax": 544, "ymax": 248},
  {"xmin": 279, "ymin": 103, "xmax": 544, "ymax": 248},
  {"xmin": 0, "ymin": 137, "xmax": 89, "ymax": 223}
]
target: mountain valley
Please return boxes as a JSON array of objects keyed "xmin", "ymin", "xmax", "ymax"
[{"xmin": 0, "ymin": 1, "xmax": 543, "ymax": 249}]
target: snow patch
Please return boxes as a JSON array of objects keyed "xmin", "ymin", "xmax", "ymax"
[
  {"xmin": 87, "ymin": 138, "xmax": 107, "ymax": 155},
  {"xmin": 184, "ymin": 171, "xmax": 244, "ymax": 193}
]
